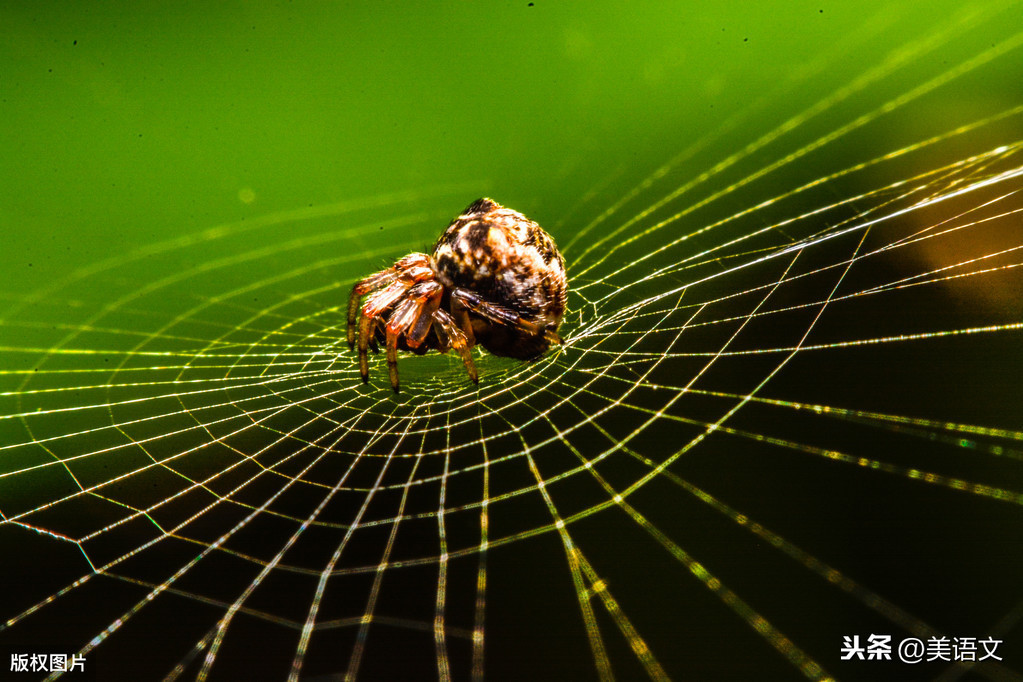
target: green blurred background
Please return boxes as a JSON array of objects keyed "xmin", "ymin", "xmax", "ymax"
[{"xmin": 6, "ymin": 0, "xmax": 1014, "ymax": 293}]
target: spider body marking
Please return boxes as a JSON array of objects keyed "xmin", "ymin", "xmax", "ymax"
[{"xmin": 347, "ymin": 198, "xmax": 567, "ymax": 392}]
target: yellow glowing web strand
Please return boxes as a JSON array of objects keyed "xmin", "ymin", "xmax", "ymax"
[
  {"xmin": 470, "ymin": 404, "xmax": 490, "ymax": 682},
  {"xmin": 344, "ymin": 454, "xmax": 425, "ymax": 680},
  {"xmin": 500, "ymin": 214, "xmax": 867, "ymax": 678},
  {"xmin": 433, "ymin": 410, "xmax": 453, "ymax": 682},
  {"xmin": 42, "ymin": 407, "xmax": 360, "ymax": 682},
  {"xmin": 545, "ymin": 378, "xmax": 1020, "ymax": 680},
  {"xmin": 589, "ymin": 161, "xmax": 1023, "ymax": 340},
  {"xmin": 502, "ymin": 247, "xmax": 790, "ymax": 678},
  {"xmin": 284, "ymin": 406, "xmax": 425, "ymax": 682},
  {"xmin": 571, "ymin": 20, "xmax": 1023, "ymax": 284}
]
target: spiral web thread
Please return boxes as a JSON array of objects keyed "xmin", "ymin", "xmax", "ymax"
[{"xmin": 2, "ymin": 7, "xmax": 1023, "ymax": 682}]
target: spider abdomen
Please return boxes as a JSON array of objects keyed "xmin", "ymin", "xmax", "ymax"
[{"xmin": 431, "ymin": 198, "xmax": 567, "ymax": 359}]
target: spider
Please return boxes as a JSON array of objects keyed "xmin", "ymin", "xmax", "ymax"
[{"xmin": 347, "ymin": 198, "xmax": 568, "ymax": 392}]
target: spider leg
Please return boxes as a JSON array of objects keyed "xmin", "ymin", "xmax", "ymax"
[
  {"xmin": 433, "ymin": 308, "xmax": 478, "ymax": 384},
  {"xmin": 450, "ymin": 295, "xmax": 477, "ymax": 347},
  {"xmin": 348, "ymin": 269, "xmax": 397, "ymax": 349},
  {"xmin": 360, "ymin": 281, "xmax": 441, "ymax": 392},
  {"xmin": 407, "ymin": 282, "xmax": 442, "ymax": 348},
  {"xmin": 382, "ymin": 283, "xmax": 438, "ymax": 392},
  {"xmin": 354, "ymin": 279, "xmax": 417, "ymax": 382},
  {"xmin": 349, "ymin": 253, "xmax": 436, "ymax": 386},
  {"xmin": 357, "ymin": 315, "xmax": 378, "ymax": 382},
  {"xmin": 347, "ymin": 253, "xmax": 433, "ymax": 349},
  {"xmin": 450, "ymin": 287, "xmax": 562, "ymax": 345},
  {"xmin": 385, "ymin": 324, "xmax": 400, "ymax": 392}
]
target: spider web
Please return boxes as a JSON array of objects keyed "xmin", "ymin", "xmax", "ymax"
[{"xmin": 3, "ymin": 8, "xmax": 1023, "ymax": 682}]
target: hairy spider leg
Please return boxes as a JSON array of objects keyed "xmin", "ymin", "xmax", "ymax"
[
  {"xmin": 356, "ymin": 278, "xmax": 415, "ymax": 383},
  {"xmin": 432, "ymin": 307, "xmax": 478, "ymax": 384},
  {"xmin": 384, "ymin": 325, "xmax": 400, "ymax": 392},
  {"xmin": 347, "ymin": 269, "xmax": 397, "ymax": 348},
  {"xmin": 450, "ymin": 287, "xmax": 563, "ymax": 346},
  {"xmin": 409, "ymin": 298, "xmax": 438, "ymax": 346},
  {"xmin": 406, "ymin": 283, "xmax": 443, "ymax": 348},
  {"xmin": 347, "ymin": 253, "xmax": 433, "ymax": 349},
  {"xmin": 383, "ymin": 282, "xmax": 443, "ymax": 392},
  {"xmin": 358, "ymin": 317, "xmax": 378, "ymax": 380},
  {"xmin": 449, "ymin": 295, "xmax": 477, "ymax": 347}
]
